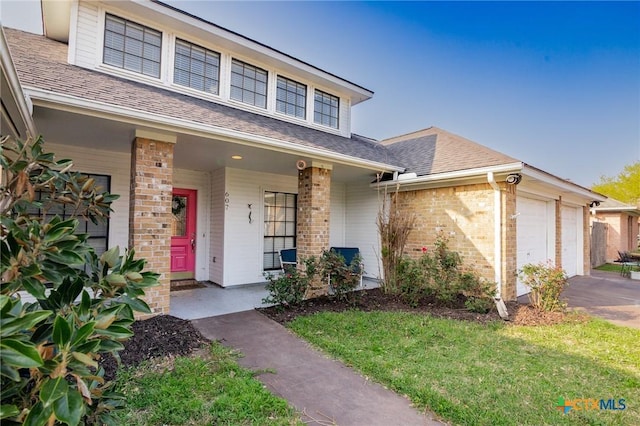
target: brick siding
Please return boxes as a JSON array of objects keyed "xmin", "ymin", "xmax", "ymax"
[
  {"xmin": 129, "ymin": 137, "xmax": 174, "ymax": 316},
  {"xmin": 297, "ymin": 166, "xmax": 331, "ymax": 297}
]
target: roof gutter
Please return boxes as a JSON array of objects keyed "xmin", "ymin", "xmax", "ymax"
[
  {"xmin": 521, "ymin": 164, "xmax": 606, "ymax": 201},
  {"xmin": 0, "ymin": 26, "xmax": 38, "ymax": 139},
  {"xmin": 373, "ymin": 162, "xmax": 524, "ymax": 189},
  {"xmin": 25, "ymin": 87, "xmax": 404, "ymax": 174}
]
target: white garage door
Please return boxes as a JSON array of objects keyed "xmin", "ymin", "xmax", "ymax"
[
  {"xmin": 561, "ymin": 205, "xmax": 579, "ymax": 277},
  {"xmin": 516, "ymin": 197, "xmax": 550, "ymax": 296}
]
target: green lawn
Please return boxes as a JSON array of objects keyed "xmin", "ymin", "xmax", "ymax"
[
  {"xmin": 115, "ymin": 342, "xmax": 301, "ymax": 425},
  {"xmin": 290, "ymin": 312, "xmax": 640, "ymax": 425},
  {"xmin": 595, "ymin": 263, "xmax": 625, "ymax": 273}
]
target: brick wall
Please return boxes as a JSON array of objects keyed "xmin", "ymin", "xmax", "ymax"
[
  {"xmin": 501, "ymin": 183, "xmax": 517, "ymax": 300},
  {"xmin": 397, "ymin": 183, "xmax": 496, "ymax": 284},
  {"xmin": 297, "ymin": 166, "xmax": 331, "ymax": 297},
  {"xmin": 129, "ymin": 137, "xmax": 174, "ymax": 316},
  {"xmin": 582, "ymin": 206, "xmax": 591, "ymax": 275},
  {"xmin": 593, "ymin": 211, "xmax": 639, "ymax": 262}
]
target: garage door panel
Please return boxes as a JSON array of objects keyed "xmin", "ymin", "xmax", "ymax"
[
  {"xmin": 561, "ymin": 205, "xmax": 578, "ymax": 277},
  {"xmin": 516, "ymin": 197, "xmax": 550, "ymax": 296}
]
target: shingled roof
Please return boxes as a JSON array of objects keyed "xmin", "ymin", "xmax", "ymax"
[
  {"xmin": 381, "ymin": 127, "xmax": 520, "ymax": 176},
  {"xmin": 4, "ymin": 28, "xmax": 533, "ymax": 179},
  {"xmin": 3, "ymin": 28, "xmax": 400, "ymax": 168}
]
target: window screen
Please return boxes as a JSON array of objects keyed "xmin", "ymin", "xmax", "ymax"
[
  {"xmin": 230, "ymin": 59, "xmax": 268, "ymax": 108},
  {"xmin": 263, "ymin": 192, "xmax": 296, "ymax": 270},
  {"xmin": 103, "ymin": 14, "xmax": 162, "ymax": 78},
  {"xmin": 276, "ymin": 76, "xmax": 306, "ymax": 119},
  {"xmin": 314, "ymin": 89, "xmax": 339, "ymax": 129},
  {"xmin": 174, "ymin": 39, "xmax": 220, "ymax": 94}
]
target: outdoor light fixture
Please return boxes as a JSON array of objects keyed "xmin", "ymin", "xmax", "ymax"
[
  {"xmin": 589, "ymin": 201, "xmax": 601, "ymax": 208},
  {"xmin": 231, "ymin": 155, "xmax": 242, "ymax": 160},
  {"xmin": 506, "ymin": 173, "xmax": 522, "ymax": 185}
]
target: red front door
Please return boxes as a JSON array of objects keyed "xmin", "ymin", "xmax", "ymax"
[{"xmin": 171, "ymin": 188, "xmax": 197, "ymax": 280}]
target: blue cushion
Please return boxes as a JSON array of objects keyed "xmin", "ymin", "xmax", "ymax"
[{"xmin": 280, "ymin": 248, "xmax": 297, "ymax": 263}]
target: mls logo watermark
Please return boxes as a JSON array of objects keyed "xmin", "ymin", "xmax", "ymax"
[{"xmin": 557, "ymin": 397, "xmax": 626, "ymax": 414}]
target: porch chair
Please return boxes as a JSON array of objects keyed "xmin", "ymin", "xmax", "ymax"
[
  {"xmin": 279, "ymin": 248, "xmax": 297, "ymax": 273},
  {"xmin": 329, "ymin": 247, "xmax": 364, "ymax": 288},
  {"xmin": 616, "ymin": 251, "xmax": 636, "ymax": 278}
]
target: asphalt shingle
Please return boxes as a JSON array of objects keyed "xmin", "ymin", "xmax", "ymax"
[
  {"xmin": 4, "ymin": 28, "xmax": 400, "ymax": 168},
  {"xmin": 382, "ymin": 127, "xmax": 519, "ymax": 176}
]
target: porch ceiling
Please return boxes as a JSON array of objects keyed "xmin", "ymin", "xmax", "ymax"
[{"xmin": 34, "ymin": 107, "xmax": 380, "ymax": 182}]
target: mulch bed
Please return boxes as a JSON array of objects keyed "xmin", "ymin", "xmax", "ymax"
[
  {"xmin": 258, "ymin": 288, "xmax": 515, "ymax": 325},
  {"xmin": 101, "ymin": 315, "xmax": 210, "ymax": 381},
  {"xmin": 102, "ymin": 288, "xmax": 584, "ymax": 380}
]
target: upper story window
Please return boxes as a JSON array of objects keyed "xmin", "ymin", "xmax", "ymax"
[
  {"xmin": 276, "ymin": 76, "xmax": 306, "ymax": 119},
  {"xmin": 314, "ymin": 89, "xmax": 339, "ymax": 129},
  {"xmin": 174, "ymin": 39, "xmax": 220, "ymax": 94},
  {"xmin": 230, "ymin": 59, "xmax": 268, "ymax": 108},
  {"xmin": 103, "ymin": 14, "xmax": 162, "ymax": 78}
]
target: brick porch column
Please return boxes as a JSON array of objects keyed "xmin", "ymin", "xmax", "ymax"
[
  {"xmin": 129, "ymin": 132, "xmax": 175, "ymax": 316},
  {"xmin": 582, "ymin": 205, "xmax": 590, "ymax": 275},
  {"xmin": 501, "ymin": 183, "xmax": 517, "ymax": 300},
  {"xmin": 555, "ymin": 197, "xmax": 562, "ymax": 267},
  {"xmin": 297, "ymin": 163, "xmax": 332, "ymax": 297}
]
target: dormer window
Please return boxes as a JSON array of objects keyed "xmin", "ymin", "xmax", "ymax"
[
  {"xmin": 174, "ymin": 39, "xmax": 220, "ymax": 94},
  {"xmin": 103, "ymin": 14, "xmax": 161, "ymax": 78},
  {"xmin": 314, "ymin": 89, "xmax": 339, "ymax": 129},
  {"xmin": 276, "ymin": 76, "xmax": 306, "ymax": 119},
  {"xmin": 230, "ymin": 59, "xmax": 268, "ymax": 108}
]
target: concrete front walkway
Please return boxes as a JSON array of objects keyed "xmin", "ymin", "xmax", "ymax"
[
  {"xmin": 563, "ymin": 270, "xmax": 640, "ymax": 329},
  {"xmin": 193, "ymin": 310, "xmax": 443, "ymax": 426}
]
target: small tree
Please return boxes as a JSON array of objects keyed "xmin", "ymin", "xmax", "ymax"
[
  {"xmin": 1, "ymin": 136, "xmax": 159, "ymax": 425},
  {"xmin": 592, "ymin": 161, "xmax": 640, "ymax": 205},
  {"xmin": 377, "ymin": 184, "xmax": 416, "ymax": 293}
]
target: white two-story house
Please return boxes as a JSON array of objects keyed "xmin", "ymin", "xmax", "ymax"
[{"xmin": 1, "ymin": 0, "xmax": 604, "ymax": 315}]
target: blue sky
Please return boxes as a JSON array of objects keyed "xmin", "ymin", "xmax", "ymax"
[{"xmin": 2, "ymin": 1, "xmax": 639, "ymax": 188}]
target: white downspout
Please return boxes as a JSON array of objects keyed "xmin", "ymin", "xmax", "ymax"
[
  {"xmin": 487, "ymin": 172, "xmax": 501, "ymax": 297},
  {"xmin": 487, "ymin": 172, "xmax": 508, "ymax": 318}
]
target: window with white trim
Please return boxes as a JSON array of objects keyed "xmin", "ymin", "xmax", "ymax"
[
  {"xmin": 174, "ymin": 39, "xmax": 220, "ymax": 94},
  {"xmin": 314, "ymin": 89, "xmax": 339, "ymax": 128},
  {"xmin": 103, "ymin": 14, "xmax": 162, "ymax": 78},
  {"xmin": 27, "ymin": 174, "xmax": 111, "ymax": 259},
  {"xmin": 263, "ymin": 192, "xmax": 297, "ymax": 270},
  {"xmin": 276, "ymin": 76, "xmax": 306, "ymax": 119},
  {"xmin": 230, "ymin": 59, "xmax": 268, "ymax": 108}
]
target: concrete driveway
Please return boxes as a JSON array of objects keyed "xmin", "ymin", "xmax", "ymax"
[{"xmin": 562, "ymin": 270, "xmax": 640, "ymax": 329}]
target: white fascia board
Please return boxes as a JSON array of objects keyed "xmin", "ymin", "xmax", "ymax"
[
  {"xmin": 26, "ymin": 87, "xmax": 402, "ymax": 173},
  {"xmin": 594, "ymin": 206, "xmax": 640, "ymax": 215},
  {"xmin": 0, "ymin": 27, "xmax": 38, "ymax": 138},
  {"xmin": 42, "ymin": 0, "xmax": 73, "ymax": 42},
  {"xmin": 521, "ymin": 164, "xmax": 606, "ymax": 202},
  {"xmin": 372, "ymin": 163, "xmax": 524, "ymax": 190},
  {"xmin": 116, "ymin": 0, "xmax": 373, "ymax": 104}
]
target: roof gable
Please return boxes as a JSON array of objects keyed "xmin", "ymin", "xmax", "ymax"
[{"xmin": 382, "ymin": 126, "xmax": 519, "ymax": 176}]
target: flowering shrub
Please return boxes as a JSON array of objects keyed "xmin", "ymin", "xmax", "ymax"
[
  {"xmin": 322, "ymin": 249, "xmax": 363, "ymax": 302},
  {"xmin": 519, "ymin": 262, "xmax": 568, "ymax": 312},
  {"xmin": 396, "ymin": 233, "xmax": 495, "ymax": 312},
  {"xmin": 262, "ymin": 257, "xmax": 317, "ymax": 309},
  {"xmin": 263, "ymin": 249, "xmax": 363, "ymax": 307}
]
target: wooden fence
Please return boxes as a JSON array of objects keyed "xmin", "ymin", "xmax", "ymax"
[{"xmin": 590, "ymin": 222, "xmax": 608, "ymax": 267}]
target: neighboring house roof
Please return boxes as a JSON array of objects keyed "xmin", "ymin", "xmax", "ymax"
[
  {"xmin": 381, "ymin": 126, "xmax": 519, "ymax": 176},
  {"xmin": 3, "ymin": 28, "xmax": 400, "ymax": 168},
  {"xmin": 593, "ymin": 198, "xmax": 640, "ymax": 216}
]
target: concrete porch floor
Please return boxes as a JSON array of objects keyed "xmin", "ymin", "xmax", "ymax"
[
  {"xmin": 169, "ymin": 278, "xmax": 381, "ymax": 320},
  {"xmin": 169, "ymin": 282, "xmax": 271, "ymax": 320}
]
